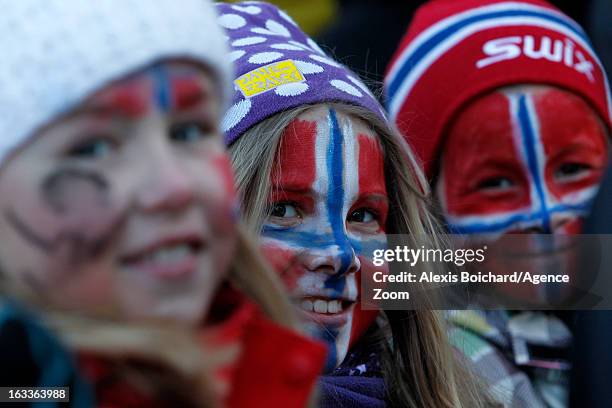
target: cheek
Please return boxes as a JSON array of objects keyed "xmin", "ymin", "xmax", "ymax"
[
  {"xmin": 260, "ymin": 242, "xmax": 303, "ymax": 293},
  {"xmin": 542, "ymin": 141, "xmax": 608, "ymax": 201},
  {"xmin": 347, "ymin": 256, "xmax": 384, "ymax": 349},
  {"xmin": 210, "ymin": 154, "xmax": 237, "ymax": 204},
  {"xmin": 0, "ymin": 166, "xmax": 129, "ymax": 312},
  {"xmin": 555, "ymin": 217, "xmax": 582, "ymax": 234},
  {"xmin": 46, "ymin": 264, "xmax": 118, "ymax": 313},
  {"xmin": 536, "ymin": 90, "xmax": 608, "ymax": 200},
  {"xmin": 41, "ymin": 169, "xmax": 120, "ymax": 236},
  {"xmin": 203, "ymin": 156, "xmax": 238, "ymax": 284},
  {"xmin": 7, "ymin": 168, "xmax": 124, "ymax": 263},
  {"xmin": 199, "ymin": 153, "xmax": 238, "ymax": 235}
]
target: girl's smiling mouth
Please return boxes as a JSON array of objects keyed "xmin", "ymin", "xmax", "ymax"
[{"xmin": 120, "ymin": 233, "xmax": 206, "ymax": 280}]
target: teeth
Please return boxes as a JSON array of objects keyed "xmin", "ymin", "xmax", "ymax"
[
  {"xmin": 299, "ymin": 298, "xmax": 345, "ymax": 314},
  {"xmin": 148, "ymin": 244, "xmax": 191, "ymax": 263},
  {"xmin": 314, "ymin": 300, "xmax": 327, "ymax": 313},
  {"xmin": 301, "ymin": 299, "xmax": 313, "ymax": 312}
]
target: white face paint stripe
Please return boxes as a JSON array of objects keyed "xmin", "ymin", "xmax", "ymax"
[
  {"xmin": 508, "ymin": 92, "xmax": 543, "ymax": 217},
  {"xmin": 341, "ymin": 115, "xmax": 360, "ymax": 245},
  {"xmin": 524, "ymin": 92, "xmax": 558, "ymax": 209},
  {"xmin": 342, "ymin": 115, "xmax": 358, "ymax": 215},
  {"xmin": 335, "ymin": 306, "xmax": 352, "ymax": 368},
  {"xmin": 313, "ymin": 112, "xmax": 331, "ymax": 235}
]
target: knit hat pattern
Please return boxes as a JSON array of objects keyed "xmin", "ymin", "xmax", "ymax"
[
  {"xmin": 216, "ymin": 1, "xmax": 385, "ymax": 146},
  {"xmin": 0, "ymin": 0, "xmax": 231, "ymax": 166},
  {"xmin": 384, "ymin": 0, "xmax": 612, "ymax": 177}
]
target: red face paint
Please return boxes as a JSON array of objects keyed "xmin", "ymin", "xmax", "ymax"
[
  {"xmin": 358, "ymin": 134, "xmax": 387, "ymax": 198},
  {"xmin": 0, "ymin": 62, "xmax": 231, "ymax": 326},
  {"xmin": 348, "ymin": 262, "xmax": 386, "ymax": 350},
  {"xmin": 271, "ymin": 119, "xmax": 317, "ymax": 190},
  {"xmin": 94, "ymin": 79, "xmax": 149, "ymax": 119},
  {"xmin": 438, "ymin": 86, "xmax": 608, "ymax": 304},
  {"xmin": 438, "ymin": 86, "xmax": 608, "ymax": 235},
  {"xmin": 537, "ymin": 89, "xmax": 608, "ymax": 199},
  {"xmin": 88, "ymin": 68, "xmax": 212, "ymax": 119},
  {"xmin": 172, "ymin": 77, "xmax": 208, "ymax": 111},
  {"xmin": 260, "ymin": 106, "xmax": 388, "ymax": 371}
]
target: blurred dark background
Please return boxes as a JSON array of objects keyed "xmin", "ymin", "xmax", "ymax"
[{"xmin": 239, "ymin": 0, "xmax": 611, "ymax": 98}]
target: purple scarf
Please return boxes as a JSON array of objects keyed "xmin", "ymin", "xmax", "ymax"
[{"xmin": 318, "ymin": 345, "xmax": 386, "ymax": 408}]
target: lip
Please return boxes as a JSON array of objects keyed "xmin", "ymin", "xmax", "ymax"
[
  {"xmin": 292, "ymin": 288, "xmax": 357, "ymax": 303},
  {"xmin": 294, "ymin": 291, "xmax": 357, "ymax": 329},
  {"xmin": 130, "ymin": 255, "xmax": 198, "ymax": 280},
  {"xmin": 119, "ymin": 232, "xmax": 206, "ymax": 280},
  {"xmin": 297, "ymin": 302, "xmax": 356, "ymax": 328}
]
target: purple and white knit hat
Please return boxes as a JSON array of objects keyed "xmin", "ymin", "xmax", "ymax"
[{"xmin": 215, "ymin": 1, "xmax": 386, "ymax": 145}]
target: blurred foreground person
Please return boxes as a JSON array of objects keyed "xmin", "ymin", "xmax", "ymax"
[
  {"xmin": 0, "ymin": 1, "xmax": 325, "ymax": 407},
  {"xmin": 217, "ymin": 2, "xmax": 495, "ymax": 407},
  {"xmin": 386, "ymin": 0, "xmax": 611, "ymax": 406}
]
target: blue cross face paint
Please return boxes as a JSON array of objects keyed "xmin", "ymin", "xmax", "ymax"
[
  {"xmin": 261, "ymin": 105, "xmax": 389, "ymax": 371},
  {"xmin": 436, "ymin": 85, "xmax": 608, "ymax": 304},
  {"xmin": 437, "ymin": 85, "xmax": 608, "ymax": 236}
]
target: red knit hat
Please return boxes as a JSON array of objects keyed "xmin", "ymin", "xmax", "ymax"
[{"xmin": 384, "ymin": 0, "xmax": 612, "ymax": 178}]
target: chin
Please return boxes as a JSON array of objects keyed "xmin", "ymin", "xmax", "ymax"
[
  {"xmin": 127, "ymin": 297, "xmax": 207, "ymax": 327},
  {"xmin": 304, "ymin": 318, "xmax": 352, "ymax": 372}
]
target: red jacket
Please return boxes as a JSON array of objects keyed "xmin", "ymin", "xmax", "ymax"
[{"xmin": 79, "ymin": 288, "xmax": 327, "ymax": 408}]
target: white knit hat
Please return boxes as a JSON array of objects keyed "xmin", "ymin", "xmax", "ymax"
[{"xmin": 0, "ymin": 0, "xmax": 232, "ymax": 165}]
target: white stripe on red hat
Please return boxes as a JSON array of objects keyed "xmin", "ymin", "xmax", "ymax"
[
  {"xmin": 385, "ymin": 2, "xmax": 611, "ymax": 122},
  {"xmin": 386, "ymin": 1, "xmax": 581, "ymax": 84}
]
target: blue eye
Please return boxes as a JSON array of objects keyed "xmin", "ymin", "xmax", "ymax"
[
  {"xmin": 170, "ymin": 122, "xmax": 215, "ymax": 143},
  {"xmin": 67, "ymin": 137, "xmax": 117, "ymax": 158}
]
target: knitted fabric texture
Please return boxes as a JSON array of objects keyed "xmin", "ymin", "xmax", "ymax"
[
  {"xmin": 0, "ymin": 0, "xmax": 231, "ymax": 166},
  {"xmin": 384, "ymin": 0, "xmax": 612, "ymax": 177},
  {"xmin": 215, "ymin": 1, "xmax": 385, "ymax": 146}
]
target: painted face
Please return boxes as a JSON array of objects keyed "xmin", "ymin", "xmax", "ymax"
[
  {"xmin": 437, "ymin": 86, "xmax": 608, "ymax": 303},
  {"xmin": 438, "ymin": 86, "xmax": 608, "ymax": 235},
  {"xmin": 261, "ymin": 106, "xmax": 388, "ymax": 371},
  {"xmin": 0, "ymin": 62, "xmax": 237, "ymax": 326}
]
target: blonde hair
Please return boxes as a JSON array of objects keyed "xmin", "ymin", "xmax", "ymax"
[
  {"xmin": 229, "ymin": 102, "xmax": 494, "ymax": 408},
  {"xmin": 0, "ymin": 225, "xmax": 302, "ymax": 407}
]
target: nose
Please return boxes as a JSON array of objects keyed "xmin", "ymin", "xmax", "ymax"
[
  {"xmin": 137, "ymin": 148, "xmax": 196, "ymax": 212},
  {"xmin": 550, "ymin": 216, "xmax": 582, "ymax": 235},
  {"xmin": 301, "ymin": 243, "xmax": 361, "ymax": 277},
  {"xmin": 521, "ymin": 212, "xmax": 583, "ymax": 235},
  {"xmin": 524, "ymin": 209, "xmax": 553, "ymax": 234},
  {"xmin": 522, "ymin": 226, "xmax": 548, "ymax": 234}
]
